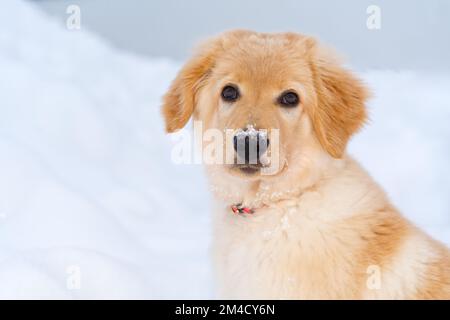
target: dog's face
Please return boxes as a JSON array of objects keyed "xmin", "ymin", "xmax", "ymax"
[{"xmin": 162, "ymin": 30, "xmax": 368, "ymax": 182}]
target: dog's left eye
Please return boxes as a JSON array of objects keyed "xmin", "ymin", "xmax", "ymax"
[
  {"xmin": 221, "ymin": 85, "xmax": 240, "ymax": 102},
  {"xmin": 278, "ymin": 91, "xmax": 299, "ymax": 107}
]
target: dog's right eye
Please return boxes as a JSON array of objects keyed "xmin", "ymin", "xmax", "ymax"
[
  {"xmin": 278, "ymin": 91, "xmax": 299, "ymax": 107},
  {"xmin": 221, "ymin": 85, "xmax": 240, "ymax": 102}
]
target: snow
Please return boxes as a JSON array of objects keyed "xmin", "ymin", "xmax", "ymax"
[
  {"xmin": 351, "ymin": 71, "xmax": 450, "ymax": 243},
  {"xmin": 0, "ymin": 0, "xmax": 448, "ymax": 299}
]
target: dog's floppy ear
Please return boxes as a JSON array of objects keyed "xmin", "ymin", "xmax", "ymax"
[
  {"xmin": 308, "ymin": 45, "xmax": 369, "ymax": 158},
  {"xmin": 161, "ymin": 38, "xmax": 221, "ymax": 133}
]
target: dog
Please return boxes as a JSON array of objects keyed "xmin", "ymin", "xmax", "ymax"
[{"xmin": 161, "ymin": 30, "xmax": 450, "ymax": 299}]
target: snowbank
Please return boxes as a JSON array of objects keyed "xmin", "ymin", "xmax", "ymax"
[
  {"xmin": 0, "ymin": 0, "xmax": 212, "ymax": 299},
  {"xmin": 0, "ymin": 0, "xmax": 448, "ymax": 299}
]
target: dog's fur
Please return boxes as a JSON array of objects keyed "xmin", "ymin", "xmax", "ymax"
[{"xmin": 162, "ymin": 30, "xmax": 450, "ymax": 299}]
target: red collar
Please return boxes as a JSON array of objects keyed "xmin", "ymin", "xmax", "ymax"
[{"xmin": 231, "ymin": 203, "xmax": 254, "ymax": 215}]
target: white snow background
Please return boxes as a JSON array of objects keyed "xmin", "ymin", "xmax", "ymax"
[{"xmin": 0, "ymin": 0, "xmax": 448, "ymax": 299}]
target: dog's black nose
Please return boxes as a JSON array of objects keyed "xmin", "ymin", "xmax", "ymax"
[{"xmin": 233, "ymin": 128, "xmax": 269, "ymax": 164}]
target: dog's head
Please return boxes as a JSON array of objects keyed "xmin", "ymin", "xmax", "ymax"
[{"xmin": 162, "ymin": 30, "xmax": 368, "ymax": 183}]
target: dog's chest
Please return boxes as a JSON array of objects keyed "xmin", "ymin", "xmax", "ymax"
[{"xmin": 212, "ymin": 202, "xmax": 358, "ymax": 299}]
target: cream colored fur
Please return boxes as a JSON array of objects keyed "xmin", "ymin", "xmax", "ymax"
[{"xmin": 162, "ymin": 30, "xmax": 450, "ymax": 299}]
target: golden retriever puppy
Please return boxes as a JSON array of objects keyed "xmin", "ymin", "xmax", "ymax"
[{"xmin": 161, "ymin": 30, "xmax": 450, "ymax": 299}]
